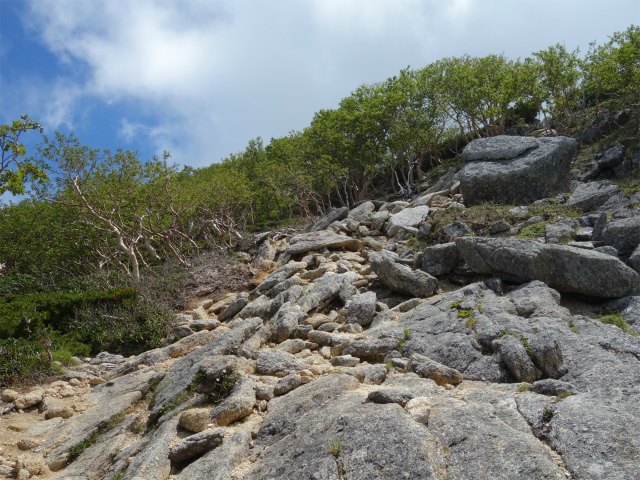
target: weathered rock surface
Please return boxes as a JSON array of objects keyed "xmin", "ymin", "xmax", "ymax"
[
  {"xmin": 246, "ymin": 375, "xmax": 446, "ymax": 480},
  {"xmin": 368, "ymin": 250, "xmax": 438, "ymax": 297},
  {"xmin": 286, "ymin": 231, "xmax": 361, "ymax": 255},
  {"xmin": 456, "ymin": 236, "xmax": 638, "ymax": 297},
  {"xmin": 386, "ymin": 205, "xmax": 430, "ymax": 236},
  {"xmin": 459, "ymin": 136, "xmax": 576, "ymax": 205},
  {"xmin": 421, "ymin": 242, "xmax": 461, "ymax": 276},
  {"xmin": 7, "ymin": 120, "xmax": 640, "ymax": 480},
  {"xmin": 169, "ymin": 427, "xmax": 225, "ymax": 463},
  {"xmin": 567, "ymin": 181, "xmax": 621, "ymax": 212},
  {"xmin": 346, "ymin": 291, "xmax": 376, "ymax": 326}
]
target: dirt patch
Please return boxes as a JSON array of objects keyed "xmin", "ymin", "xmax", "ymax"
[{"xmin": 184, "ymin": 259, "xmax": 258, "ymax": 309}]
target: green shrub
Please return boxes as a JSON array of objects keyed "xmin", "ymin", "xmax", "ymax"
[
  {"xmin": 71, "ymin": 300, "xmax": 175, "ymax": 355},
  {"xmin": 51, "ymin": 349, "xmax": 80, "ymax": 366},
  {"xmin": 516, "ymin": 222, "xmax": 548, "ymax": 240},
  {"xmin": 0, "ymin": 338, "xmax": 52, "ymax": 386},
  {"xmin": 0, "ymin": 288, "xmax": 139, "ymax": 339}
]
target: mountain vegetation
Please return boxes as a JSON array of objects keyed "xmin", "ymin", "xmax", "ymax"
[{"xmin": 0, "ymin": 25, "xmax": 638, "ymax": 386}]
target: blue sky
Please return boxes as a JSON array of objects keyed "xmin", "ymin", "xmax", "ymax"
[{"xmin": 1, "ymin": 0, "xmax": 639, "ymax": 181}]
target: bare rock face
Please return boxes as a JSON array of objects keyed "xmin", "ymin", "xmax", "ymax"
[
  {"xmin": 168, "ymin": 427, "xmax": 225, "ymax": 463},
  {"xmin": 459, "ymin": 136, "xmax": 576, "ymax": 205},
  {"xmin": 456, "ymin": 237, "xmax": 638, "ymax": 297}
]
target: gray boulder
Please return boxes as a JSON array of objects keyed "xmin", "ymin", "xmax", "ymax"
[
  {"xmin": 296, "ymin": 272, "xmax": 359, "ymax": 313},
  {"xmin": 407, "ymin": 353, "xmax": 463, "ymax": 385},
  {"xmin": 456, "ymin": 237, "xmax": 638, "ymax": 297},
  {"xmin": 270, "ymin": 303, "xmax": 305, "ymax": 343},
  {"xmin": 461, "ymin": 135, "xmax": 538, "ymax": 161},
  {"xmin": 421, "ymin": 242, "xmax": 461, "ymax": 276},
  {"xmin": 218, "ymin": 292, "xmax": 249, "ymax": 322},
  {"xmin": 346, "ymin": 291, "xmax": 377, "ymax": 326},
  {"xmin": 286, "ymin": 230, "xmax": 360, "ymax": 255},
  {"xmin": 567, "ymin": 181, "xmax": 621, "ymax": 212},
  {"xmin": 600, "ymin": 216, "xmax": 640, "ymax": 257},
  {"xmin": 458, "ymin": 136, "xmax": 576, "ymax": 206},
  {"xmin": 597, "ymin": 145, "xmax": 625, "ymax": 169},
  {"xmin": 368, "ymin": 250, "xmax": 438, "ymax": 298},
  {"xmin": 253, "ymin": 350, "xmax": 308, "ymax": 377},
  {"xmin": 348, "ymin": 201, "xmax": 376, "ymax": 222},
  {"xmin": 169, "ymin": 427, "xmax": 225, "ymax": 463},
  {"xmin": 342, "ymin": 338, "xmax": 400, "ymax": 361},
  {"xmin": 386, "ymin": 206, "xmax": 430, "ymax": 236},
  {"xmin": 246, "ymin": 375, "xmax": 445, "ymax": 480},
  {"xmin": 630, "ymin": 245, "xmax": 640, "ymax": 272},
  {"xmin": 286, "ymin": 230, "xmax": 361, "ymax": 255},
  {"xmin": 492, "ymin": 335, "xmax": 539, "ymax": 383},
  {"xmin": 441, "ymin": 221, "xmax": 472, "ymax": 240},
  {"xmin": 251, "ymin": 238, "xmax": 278, "ymax": 270},
  {"xmin": 257, "ymin": 262, "xmax": 307, "ymax": 293},
  {"xmin": 174, "ymin": 427, "xmax": 251, "ymax": 480},
  {"xmin": 210, "ymin": 378, "xmax": 256, "ymax": 427}
]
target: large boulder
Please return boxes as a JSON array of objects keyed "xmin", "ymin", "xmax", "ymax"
[
  {"xmin": 458, "ymin": 136, "xmax": 576, "ymax": 206},
  {"xmin": 456, "ymin": 237, "xmax": 638, "ymax": 297},
  {"xmin": 421, "ymin": 242, "xmax": 462, "ymax": 277},
  {"xmin": 600, "ymin": 216, "xmax": 640, "ymax": 257},
  {"xmin": 368, "ymin": 250, "xmax": 438, "ymax": 298}
]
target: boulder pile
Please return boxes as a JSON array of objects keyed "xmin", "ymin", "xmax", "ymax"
[{"xmin": 1, "ymin": 130, "xmax": 639, "ymax": 480}]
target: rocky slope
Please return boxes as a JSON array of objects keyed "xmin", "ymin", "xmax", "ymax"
[{"xmin": 1, "ymin": 114, "xmax": 639, "ymax": 480}]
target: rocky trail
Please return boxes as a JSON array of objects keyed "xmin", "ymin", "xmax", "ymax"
[{"xmin": 1, "ymin": 117, "xmax": 640, "ymax": 479}]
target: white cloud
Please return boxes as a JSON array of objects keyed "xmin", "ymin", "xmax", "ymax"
[{"xmin": 17, "ymin": 0, "xmax": 640, "ymax": 167}]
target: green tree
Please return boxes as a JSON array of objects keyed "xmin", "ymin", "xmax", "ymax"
[
  {"xmin": 30, "ymin": 133, "xmax": 197, "ymax": 281},
  {"xmin": 0, "ymin": 116, "xmax": 46, "ymax": 195},
  {"xmin": 530, "ymin": 44, "xmax": 581, "ymax": 129}
]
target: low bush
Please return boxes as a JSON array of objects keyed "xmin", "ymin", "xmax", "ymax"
[
  {"xmin": 0, "ymin": 338, "xmax": 52, "ymax": 386},
  {"xmin": 0, "ymin": 288, "xmax": 139, "ymax": 339}
]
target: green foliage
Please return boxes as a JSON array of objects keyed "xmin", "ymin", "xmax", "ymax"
[
  {"xmin": 403, "ymin": 329, "xmax": 412, "ymax": 340},
  {"xmin": 69, "ymin": 431, "xmax": 101, "ymax": 458},
  {"xmin": 450, "ymin": 300, "xmax": 463, "ymax": 309},
  {"xmin": 517, "ymin": 383, "xmax": 531, "ymax": 393},
  {"xmin": 208, "ymin": 368, "xmax": 239, "ymax": 401},
  {"xmin": 71, "ymin": 301, "xmax": 175, "ymax": 354},
  {"xmin": 0, "ymin": 338, "xmax": 52, "ymax": 386},
  {"xmin": 130, "ymin": 421, "xmax": 144, "ymax": 434},
  {"xmin": 517, "ymin": 221, "xmax": 549, "ymax": 240},
  {"xmin": 0, "ymin": 115, "xmax": 46, "ymax": 195},
  {"xmin": 385, "ymin": 361, "xmax": 393, "ymax": 372},
  {"xmin": 542, "ymin": 407, "xmax": 554, "ymax": 422},
  {"xmin": 598, "ymin": 313, "xmax": 638, "ymax": 337},
  {"xmin": 51, "ymin": 349, "xmax": 80, "ymax": 366},
  {"xmin": 0, "ymin": 287, "xmax": 139, "ymax": 339},
  {"xmin": 327, "ymin": 440, "xmax": 342, "ymax": 456}
]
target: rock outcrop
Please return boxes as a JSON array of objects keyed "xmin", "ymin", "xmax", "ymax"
[
  {"xmin": 459, "ymin": 135, "xmax": 576, "ymax": 205},
  {"xmin": 2, "ymin": 117, "xmax": 639, "ymax": 480}
]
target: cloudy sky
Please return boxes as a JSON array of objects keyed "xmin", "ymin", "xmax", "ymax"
[{"xmin": 1, "ymin": 0, "xmax": 638, "ymax": 171}]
